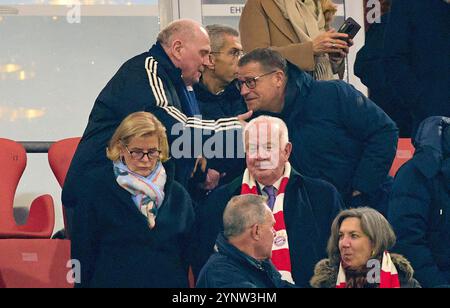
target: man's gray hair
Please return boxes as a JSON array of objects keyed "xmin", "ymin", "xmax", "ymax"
[
  {"xmin": 157, "ymin": 19, "xmax": 203, "ymax": 47},
  {"xmin": 238, "ymin": 48, "xmax": 288, "ymax": 75},
  {"xmin": 205, "ymin": 24, "xmax": 239, "ymax": 52},
  {"xmin": 327, "ymin": 207, "xmax": 397, "ymax": 265},
  {"xmin": 223, "ymin": 195, "xmax": 268, "ymax": 238},
  {"xmin": 244, "ymin": 116, "xmax": 290, "ymax": 150}
]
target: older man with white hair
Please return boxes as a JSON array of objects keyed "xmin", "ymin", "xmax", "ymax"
[{"xmin": 193, "ymin": 115, "xmax": 343, "ymax": 287}]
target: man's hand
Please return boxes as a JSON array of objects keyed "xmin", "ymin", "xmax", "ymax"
[
  {"xmin": 237, "ymin": 110, "xmax": 253, "ymax": 128},
  {"xmin": 201, "ymin": 168, "xmax": 226, "ymax": 191}
]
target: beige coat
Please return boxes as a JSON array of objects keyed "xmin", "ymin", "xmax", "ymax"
[{"xmin": 239, "ymin": 0, "xmax": 316, "ymax": 71}]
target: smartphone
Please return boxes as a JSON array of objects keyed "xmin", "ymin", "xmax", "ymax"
[{"xmin": 337, "ymin": 17, "xmax": 361, "ymax": 41}]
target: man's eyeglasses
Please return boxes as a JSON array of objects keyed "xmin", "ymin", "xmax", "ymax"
[
  {"xmin": 236, "ymin": 71, "xmax": 277, "ymax": 91},
  {"xmin": 123, "ymin": 144, "xmax": 161, "ymax": 160},
  {"xmin": 210, "ymin": 49, "xmax": 244, "ymax": 59}
]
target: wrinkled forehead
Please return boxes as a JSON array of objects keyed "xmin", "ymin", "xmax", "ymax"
[{"xmin": 245, "ymin": 121, "xmax": 281, "ymax": 145}]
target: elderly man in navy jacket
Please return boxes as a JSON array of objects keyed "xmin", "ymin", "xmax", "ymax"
[
  {"xmin": 236, "ymin": 48, "xmax": 398, "ymax": 213},
  {"xmin": 194, "ymin": 116, "xmax": 343, "ymax": 287}
]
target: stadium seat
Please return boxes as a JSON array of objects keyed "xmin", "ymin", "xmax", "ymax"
[
  {"xmin": 389, "ymin": 138, "xmax": 415, "ymax": 176},
  {"xmin": 0, "ymin": 138, "xmax": 55, "ymax": 239},
  {"xmin": 0, "ymin": 239, "xmax": 73, "ymax": 288},
  {"xmin": 48, "ymin": 137, "xmax": 81, "ymax": 236}
]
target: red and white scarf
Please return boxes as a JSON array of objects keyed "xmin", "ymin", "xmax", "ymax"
[
  {"xmin": 336, "ymin": 251, "xmax": 400, "ymax": 288},
  {"xmin": 241, "ymin": 162, "xmax": 294, "ymax": 284}
]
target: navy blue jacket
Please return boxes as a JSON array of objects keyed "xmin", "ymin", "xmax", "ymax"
[
  {"xmin": 196, "ymin": 233, "xmax": 295, "ymax": 288},
  {"xmin": 383, "ymin": 0, "xmax": 450, "ymax": 134},
  {"xmin": 389, "ymin": 116, "xmax": 450, "ymax": 288},
  {"xmin": 63, "ymin": 43, "xmax": 242, "ymax": 209},
  {"xmin": 194, "ymin": 80, "xmax": 247, "ymax": 185},
  {"xmin": 193, "ymin": 167, "xmax": 343, "ymax": 287},
  {"xmin": 71, "ymin": 161, "xmax": 195, "ymax": 288},
  {"xmin": 264, "ymin": 63, "xmax": 398, "ymax": 207},
  {"xmin": 354, "ymin": 13, "xmax": 412, "ymax": 137}
]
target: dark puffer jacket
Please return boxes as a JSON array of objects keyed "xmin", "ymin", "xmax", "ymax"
[{"xmin": 389, "ymin": 116, "xmax": 450, "ymax": 288}]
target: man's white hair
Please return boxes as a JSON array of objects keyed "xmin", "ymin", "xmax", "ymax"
[{"xmin": 243, "ymin": 116, "xmax": 290, "ymax": 150}]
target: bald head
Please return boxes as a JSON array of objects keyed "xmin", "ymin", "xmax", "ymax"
[
  {"xmin": 157, "ymin": 19, "xmax": 211, "ymax": 86},
  {"xmin": 157, "ymin": 19, "xmax": 209, "ymax": 48}
]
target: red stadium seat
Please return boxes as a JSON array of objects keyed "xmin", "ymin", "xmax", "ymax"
[
  {"xmin": 48, "ymin": 137, "xmax": 81, "ymax": 236},
  {"xmin": 0, "ymin": 239, "xmax": 73, "ymax": 288},
  {"xmin": 0, "ymin": 138, "xmax": 55, "ymax": 239},
  {"xmin": 389, "ymin": 138, "xmax": 415, "ymax": 176}
]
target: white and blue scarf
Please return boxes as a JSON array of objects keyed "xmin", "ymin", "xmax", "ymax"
[{"xmin": 113, "ymin": 160, "xmax": 167, "ymax": 229}]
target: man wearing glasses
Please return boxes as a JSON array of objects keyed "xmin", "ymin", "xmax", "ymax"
[
  {"xmin": 236, "ymin": 48, "xmax": 398, "ymax": 215},
  {"xmin": 192, "ymin": 25, "xmax": 248, "ymax": 193}
]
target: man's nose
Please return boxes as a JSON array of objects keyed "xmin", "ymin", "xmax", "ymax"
[{"xmin": 240, "ymin": 83, "xmax": 250, "ymax": 96}]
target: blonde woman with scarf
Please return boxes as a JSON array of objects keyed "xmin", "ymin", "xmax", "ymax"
[
  {"xmin": 70, "ymin": 111, "xmax": 195, "ymax": 288},
  {"xmin": 240, "ymin": 0, "xmax": 350, "ymax": 80},
  {"xmin": 310, "ymin": 207, "xmax": 420, "ymax": 288}
]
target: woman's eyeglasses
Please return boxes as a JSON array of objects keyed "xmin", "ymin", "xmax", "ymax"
[{"xmin": 123, "ymin": 144, "xmax": 161, "ymax": 160}]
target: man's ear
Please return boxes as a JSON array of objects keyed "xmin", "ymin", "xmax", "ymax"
[
  {"xmin": 250, "ymin": 224, "xmax": 260, "ymax": 241},
  {"xmin": 274, "ymin": 71, "xmax": 285, "ymax": 87},
  {"xmin": 206, "ymin": 54, "xmax": 216, "ymax": 70},
  {"xmin": 171, "ymin": 39, "xmax": 183, "ymax": 61},
  {"xmin": 284, "ymin": 142, "xmax": 292, "ymax": 159}
]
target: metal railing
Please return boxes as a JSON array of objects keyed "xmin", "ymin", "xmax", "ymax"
[{"xmin": 19, "ymin": 141, "xmax": 54, "ymax": 153}]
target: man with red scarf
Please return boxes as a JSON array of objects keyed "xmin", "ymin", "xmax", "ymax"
[{"xmin": 193, "ymin": 116, "xmax": 342, "ymax": 287}]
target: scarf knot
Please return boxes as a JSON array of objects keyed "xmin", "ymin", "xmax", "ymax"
[{"xmin": 114, "ymin": 161, "xmax": 167, "ymax": 229}]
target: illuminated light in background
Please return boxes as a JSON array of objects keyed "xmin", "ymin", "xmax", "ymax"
[
  {"xmin": 0, "ymin": 64, "xmax": 22, "ymax": 74},
  {"xmin": 0, "ymin": 107, "xmax": 46, "ymax": 122}
]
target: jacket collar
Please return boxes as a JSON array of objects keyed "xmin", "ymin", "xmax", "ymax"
[
  {"xmin": 281, "ymin": 62, "xmax": 313, "ymax": 119},
  {"xmin": 261, "ymin": 0, "xmax": 299, "ymax": 43},
  {"xmin": 194, "ymin": 78, "xmax": 242, "ymax": 102},
  {"xmin": 215, "ymin": 232, "xmax": 271, "ymax": 272},
  {"xmin": 148, "ymin": 42, "xmax": 185, "ymax": 88}
]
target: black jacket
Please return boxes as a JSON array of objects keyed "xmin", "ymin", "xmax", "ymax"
[
  {"xmin": 63, "ymin": 43, "xmax": 242, "ymax": 209},
  {"xmin": 196, "ymin": 233, "xmax": 295, "ymax": 288},
  {"xmin": 193, "ymin": 80, "xmax": 247, "ymax": 185},
  {"xmin": 389, "ymin": 116, "xmax": 450, "ymax": 288},
  {"xmin": 263, "ymin": 63, "xmax": 398, "ymax": 208},
  {"xmin": 383, "ymin": 0, "xmax": 450, "ymax": 134},
  {"xmin": 354, "ymin": 13, "xmax": 412, "ymax": 137},
  {"xmin": 70, "ymin": 161, "xmax": 195, "ymax": 288},
  {"xmin": 193, "ymin": 167, "xmax": 343, "ymax": 287}
]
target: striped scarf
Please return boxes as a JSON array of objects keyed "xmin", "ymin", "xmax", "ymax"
[
  {"xmin": 241, "ymin": 162, "xmax": 294, "ymax": 284},
  {"xmin": 113, "ymin": 160, "xmax": 166, "ymax": 229},
  {"xmin": 336, "ymin": 251, "xmax": 401, "ymax": 288}
]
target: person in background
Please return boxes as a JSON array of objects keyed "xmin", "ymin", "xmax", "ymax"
[
  {"xmin": 240, "ymin": 0, "xmax": 351, "ymax": 80},
  {"xmin": 383, "ymin": 0, "xmax": 450, "ymax": 136},
  {"xmin": 194, "ymin": 116, "xmax": 342, "ymax": 287},
  {"xmin": 389, "ymin": 116, "xmax": 450, "ymax": 288},
  {"xmin": 70, "ymin": 112, "xmax": 195, "ymax": 288},
  {"xmin": 192, "ymin": 24, "xmax": 247, "ymax": 194},
  {"xmin": 310, "ymin": 207, "xmax": 420, "ymax": 288},
  {"xmin": 196, "ymin": 195, "xmax": 295, "ymax": 288},
  {"xmin": 354, "ymin": 0, "xmax": 412, "ymax": 137}
]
